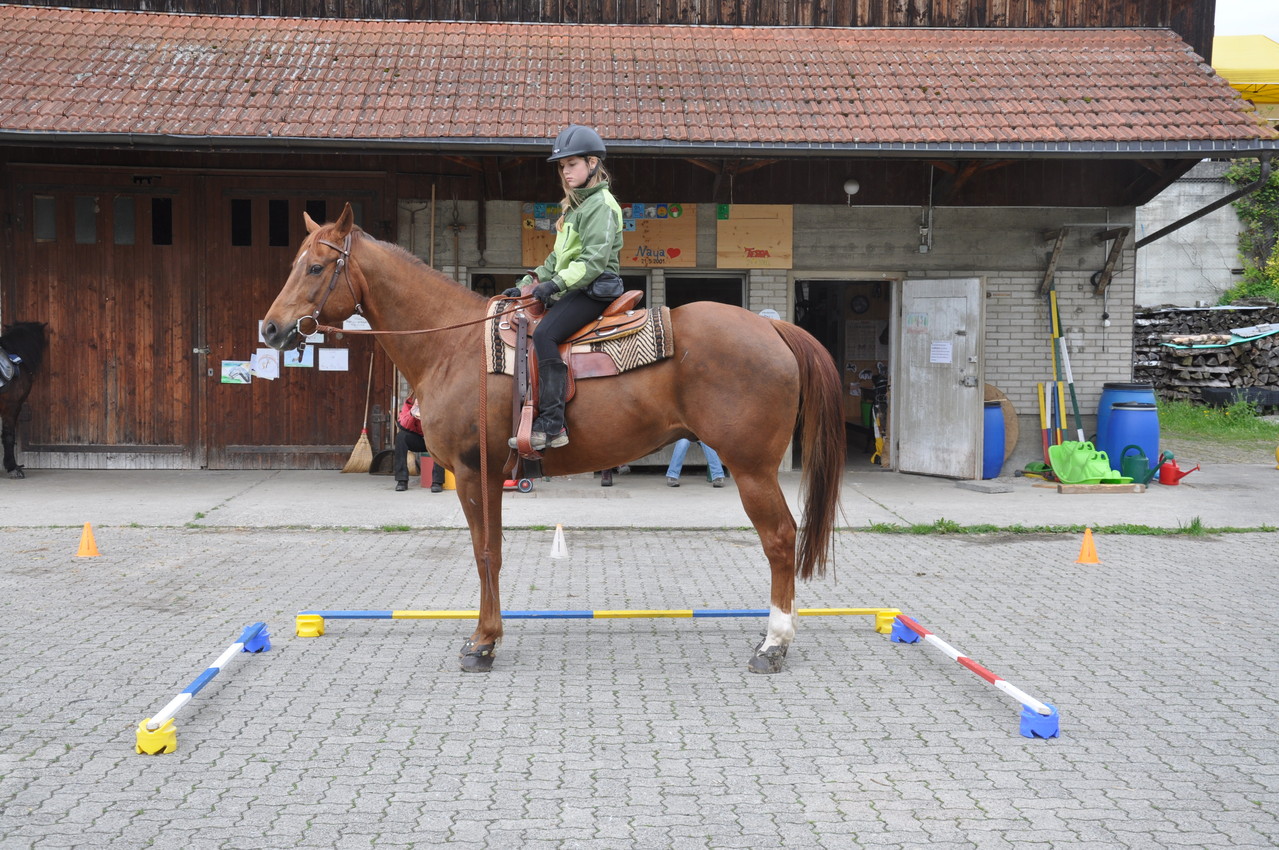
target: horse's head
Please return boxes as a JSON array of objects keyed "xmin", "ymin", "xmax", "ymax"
[{"xmin": 261, "ymin": 203, "xmax": 365, "ymax": 351}]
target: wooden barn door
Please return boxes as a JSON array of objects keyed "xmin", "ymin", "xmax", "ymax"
[
  {"xmin": 199, "ymin": 176, "xmax": 391, "ymax": 469},
  {"xmin": 4, "ymin": 166, "xmax": 201, "ymax": 467}
]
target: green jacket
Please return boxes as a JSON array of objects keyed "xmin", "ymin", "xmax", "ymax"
[{"xmin": 523, "ymin": 182, "xmax": 623, "ymax": 298}]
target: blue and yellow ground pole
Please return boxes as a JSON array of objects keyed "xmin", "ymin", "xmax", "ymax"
[{"xmin": 296, "ymin": 607, "xmax": 902, "ymax": 638}]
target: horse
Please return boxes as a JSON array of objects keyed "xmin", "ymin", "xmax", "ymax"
[
  {"xmin": 0, "ymin": 322, "xmax": 47, "ymax": 479},
  {"xmin": 261, "ymin": 204, "xmax": 845, "ymax": 674}
]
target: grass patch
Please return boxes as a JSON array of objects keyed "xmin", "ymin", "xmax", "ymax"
[
  {"xmin": 1158, "ymin": 398, "xmax": 1279, "ymax": 445},
  {"xmin": 379, "ymin": 524, "xmax": 412, "ymax": 532},
  {"xmin": 854, "ymin": 519, "xmax": 1275, "ymax": 535}
]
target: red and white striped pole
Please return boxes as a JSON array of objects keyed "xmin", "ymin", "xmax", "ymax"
[{"xmin": 892, "ymin": 614, "xmax": 1059, "ymax": 738}]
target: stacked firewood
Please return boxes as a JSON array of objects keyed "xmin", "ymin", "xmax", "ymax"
[{"xmin": 1133, "ymin": 303, "xmax": 1279, "ymax": 401}]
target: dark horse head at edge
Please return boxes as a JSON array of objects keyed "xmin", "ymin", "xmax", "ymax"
[{"xmin": 1, "ymin": 321, "xmax": 49, "ymax": 479}]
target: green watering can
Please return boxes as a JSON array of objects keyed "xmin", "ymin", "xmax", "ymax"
[{"xmin": 1119, "ymin": 445, "xmax": 1157, "ymax": 485}]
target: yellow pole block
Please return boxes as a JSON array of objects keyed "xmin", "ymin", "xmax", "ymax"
[
  {"xmin": 295, "ymin": 614, "xmax": 326, "ymax": 638},
  {"xmin": 135, "ymin": 718, "xmax": 177, "ymax": 755}
]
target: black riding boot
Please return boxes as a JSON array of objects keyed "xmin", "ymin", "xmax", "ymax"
[{"xmin": 509, "ymin": 358, "xmax": 570, "ymax": 451}]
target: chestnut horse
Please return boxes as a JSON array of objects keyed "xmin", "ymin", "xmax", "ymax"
[
  {"xmin": 1, "ymin": 322, "xmax": 47, "ymax": 479},
  {"xmin": 261, "ymin": 204, "xmax": 845, "ymax": 673}
]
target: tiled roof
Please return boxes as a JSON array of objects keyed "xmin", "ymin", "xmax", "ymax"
[{"xmin": 1, "ymin": 5, "xmax": 1275, "ymax": 155}]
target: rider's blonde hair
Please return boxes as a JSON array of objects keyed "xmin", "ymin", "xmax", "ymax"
[{"xmin": 556, "ymin": 156, "xmax": 612, "ymax": 231}]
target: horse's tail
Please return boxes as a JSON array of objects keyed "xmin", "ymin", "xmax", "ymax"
[{"xmin": 771, "ymin": 320, "xmax": 845, "ymax": 581}]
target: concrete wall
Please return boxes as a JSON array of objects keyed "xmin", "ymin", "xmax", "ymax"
[
  {"xmin": 400, "ymin": 199, "xmax": 1139, "ymax": 472},
  {"xmin": 1135, "ymin": 160, "xmax": 1243, "ymax": 307}
]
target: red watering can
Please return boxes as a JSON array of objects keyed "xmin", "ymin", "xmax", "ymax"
[{"xmin": 1157, "ymin": 451, "xmax": 1199, "ymax": 485}]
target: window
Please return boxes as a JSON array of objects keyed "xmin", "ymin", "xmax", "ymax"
[
  {"xmin": 305, "ymin": 199, "xmax": 326, "ymax": 224},
  {"xmin": 33, "ymin": 195, "xmax": 56, "ymax": 242},
  {"xmin": 74, "ymin": 196, "xmax": 98, "ymax": 244},
  {"xmin": 230, "ymin": 198, "xmax": 252, "ymax": 246},
  {"xmin": 113, "ymin": 196, "xmax": 135, "ymax": 245},
  {"xmin": 268, "ymin": 199, "xmax": 290, "ymax": 247},
  {"xmin": 151, "ymin": 197, "xmax": 173, "ymax": 246}
]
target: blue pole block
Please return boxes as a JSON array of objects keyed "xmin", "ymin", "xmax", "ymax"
[
  {"xmin": 1020, "ymin": 703, "xmax": 1060, "ymax": 739},
  {"xmin": 889, "ymin": 617, "xmax": 920, "ymax": 643},
  {"xmin": 240, "ymin": 623, "xmax": 271, "ymax": 654}
]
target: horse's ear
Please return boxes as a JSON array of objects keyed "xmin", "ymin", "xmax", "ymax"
[
  {"xmin": 334, "ymin": 203, "xmax": 355, "ymax": 236},
  {"xmin": 304, "ymin": 211, "xmax": 320, "ymax": 234}
]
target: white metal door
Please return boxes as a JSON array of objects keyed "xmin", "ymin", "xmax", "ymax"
[{"xmin": 895, "ymin": 278, "xmax": 985, "ymax": 478}]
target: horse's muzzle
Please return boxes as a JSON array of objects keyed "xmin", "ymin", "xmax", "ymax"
[{"xmin": 260, "ymin": 318, "xmax": 299, "ymax": 351}]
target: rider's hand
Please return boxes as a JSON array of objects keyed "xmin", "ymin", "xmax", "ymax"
[
  {"xmin": 533, "ymin": 281, "xmax": 560, "ymax": 305},
  {"xmin": 501, "ymin": 287, "xmax": 523, "ymax": 298}
]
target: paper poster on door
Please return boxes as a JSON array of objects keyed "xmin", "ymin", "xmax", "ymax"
[
  {"xmin": 251, "ymin": 348, "xmax": 280, "ymax": 380},
  {"xmin": 715, "ymin": 204, "xmax": 793, "ymax": 269},
  {"xmin": 318, "ymin": 349, "xmax": 349, "ymax": 372},
  {"xmin": 929, "ymin": 341, "xmax": 953, "ymax": 364}
]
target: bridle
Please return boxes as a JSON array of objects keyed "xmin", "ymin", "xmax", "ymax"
[{"xmin": 294, "ymin": 231, "xmax": 362, "ymax": 346}]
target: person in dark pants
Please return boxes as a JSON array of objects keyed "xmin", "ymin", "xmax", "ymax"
[
  {"xmin": 503, "ymin": 124, "xmax": 625, "ymax": 452},
  {"xmin": 395, "ymin": 396, "xmax": 446, "ymax": 492}
]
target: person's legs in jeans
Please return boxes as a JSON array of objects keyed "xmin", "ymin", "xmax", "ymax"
[
  {"xmin": 700, "ymin": 442, "xmax": 726, "ymax": 484},
  {"xmin": 665, "ymin": 438, "xmax": 691, "ymax": 485}
]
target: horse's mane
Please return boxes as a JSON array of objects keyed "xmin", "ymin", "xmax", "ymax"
[
  {"xmin": 0, "ymin": 322, "xmax": 47, "ymax": 373},
  {"xmin": 344, "ymin": 228, "xmax": 487, "ymax": 304}
]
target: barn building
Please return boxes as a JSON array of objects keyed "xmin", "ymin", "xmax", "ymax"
[{"xmin": 2, "ymin": 1, "xmax": 1276, "ymax": 476}]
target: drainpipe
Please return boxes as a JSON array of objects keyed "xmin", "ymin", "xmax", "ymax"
[{"xmin": 1135, "ymin": 154, "xmax": 1272, "ymax": 249}]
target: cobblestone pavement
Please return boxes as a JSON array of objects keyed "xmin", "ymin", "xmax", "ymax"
[{"xmin": 1, "ymin": 526, "xmax": 1276, "ymax": 848}]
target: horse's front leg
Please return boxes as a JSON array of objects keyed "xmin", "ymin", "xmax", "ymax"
[
  {"xmin": 455, "ymin": 468, "xmax": 506, "ymax": 672},
  {"xmin": 735, "ymin": 471, "xmax": 799, "ymax": 673},
  {"xmin": 2, "ymin": 419, "xmax": 21, "ymax": 479}
]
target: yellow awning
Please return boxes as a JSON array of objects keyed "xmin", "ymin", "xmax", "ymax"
[{"xmin": 1214, "ymin": 35, "xmax": 1279, "ymax": 104}]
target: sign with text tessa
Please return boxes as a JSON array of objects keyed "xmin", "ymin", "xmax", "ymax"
[
  {"xmin": 521, "ymin": 202, "xmax": 697, "ymax": 269},
  {"xmin": 715, "ymin": 204, "xmax": 793, "ymax": 269}
]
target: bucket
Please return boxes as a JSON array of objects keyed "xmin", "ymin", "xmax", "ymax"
[
  {"xmin": 982, "ymin": 401, "xmax": 1004, "ymax": 479},
  {"xmin": 1103, "ymin": 402, "xmax": 1159, "ymax": 474},
  {"xmin": 1096, "ymin": 382, "xmax": 1155, "ymax": 449}
]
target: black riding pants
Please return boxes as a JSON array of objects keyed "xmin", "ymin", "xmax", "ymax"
[
  {"xmin": 394, "ymin": 426, "xmax": 446, "ymax": 486},
  {"xmin": 532, "ymin": 288, "xmax": 606, "ymax": 362}
]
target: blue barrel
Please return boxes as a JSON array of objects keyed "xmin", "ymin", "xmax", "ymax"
[
  {"xmin": 1103, "ymin": 402, "xmax": 1159, "ymax": 474},
  {"xmin": 1096, "ymin": 382, "xmax": 1155, "ymax": 449},
  {"xmin": 982, "ymin": 401, "xmax": 1004, "ymax": 479}
]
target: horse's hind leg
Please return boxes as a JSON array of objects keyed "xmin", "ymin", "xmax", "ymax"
[
  {"xmin": 2, "ymin": 415, "xmax": 21, "ymax": 479},
  {"xmin": 735, "ymin": 470, "xmax": 799, "ymax": 673}
]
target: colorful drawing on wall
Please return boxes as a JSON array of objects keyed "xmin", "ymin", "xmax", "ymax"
[
  {"xmin": 221, "ymin": 361, "xmax": 252, "ymax": 384},
  {"xmin": 521, "ymin": 201, "xmax": 697, "ymax": 268},
  {"xmin": 716, "ymin": 204, "xmax": 793, "ymax": 269},
  {"xmin": 284, "ymin": 346, "xmax": 314, "ymax": 368},
  {"xmin": 622, "ymin": 202, "xmax": 696, "ymax": 268},
  {"xmin": 251, "ymin": 348, "xmax": 280, "ymax": 380}
]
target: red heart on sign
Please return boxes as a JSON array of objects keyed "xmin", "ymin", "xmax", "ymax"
[{"xmin": 667, "ymin": 248, "xmax": 681, "ymax": 258}]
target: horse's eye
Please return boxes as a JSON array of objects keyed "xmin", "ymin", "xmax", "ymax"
[{"xmin": 308, "ymin": 264, "xmax": 324, "ymax": 275}]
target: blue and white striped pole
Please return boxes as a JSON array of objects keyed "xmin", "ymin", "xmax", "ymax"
[{"xmin": 135, "ymin": 622, "xmax": 270, "ymax": 754}]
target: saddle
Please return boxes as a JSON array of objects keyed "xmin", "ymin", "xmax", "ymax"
[
  {"xmin": 488, "ymin": 286, "xmax": 673, "ymax": 465},
  {"xmin": 0, "ymin": 347, "xmax": 18, "ymax": 390}
]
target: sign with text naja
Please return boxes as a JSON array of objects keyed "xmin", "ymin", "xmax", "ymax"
[
  {"xmin": 716, "ymin": 204, "xmax": 794, "ymax": 269},
  {"xmin": 521, "ymin": 202, "xmax": 697, "ymax": 269}
]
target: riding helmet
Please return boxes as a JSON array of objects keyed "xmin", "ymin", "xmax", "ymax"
[{"xmin": 548, "ymin": 125, "xmax": 607, "ymax": 162}]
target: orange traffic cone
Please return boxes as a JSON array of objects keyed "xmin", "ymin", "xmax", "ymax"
[
  {"xmin": 77, "ymin": 522, "xmax": 100, "ymax": 557},
  {"xmin": 1075, "ymin": 527, "xmax": 1099, "ymax": 564}
]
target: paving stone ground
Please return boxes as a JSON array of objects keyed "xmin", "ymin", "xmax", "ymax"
[{"xmin": 1, "ymin": 527, "xmax": 1276, "ymax": 848}]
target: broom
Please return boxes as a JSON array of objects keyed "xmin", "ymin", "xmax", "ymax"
[{"xmin": 341, "ymin": 352, "xmax": 376, "ymax": 473}]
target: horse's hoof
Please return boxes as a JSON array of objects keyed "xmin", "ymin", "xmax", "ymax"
[
  {"xmin": 459, "ymin": 639, "xmax": 495, "ymax": 673},
  {"xmin": 8, "ymin": 468, "xmax": 23, "ymax": 479},
  {"xmin": 748, "ymin": 643, "xmax": 788, "ymax": 674}
]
